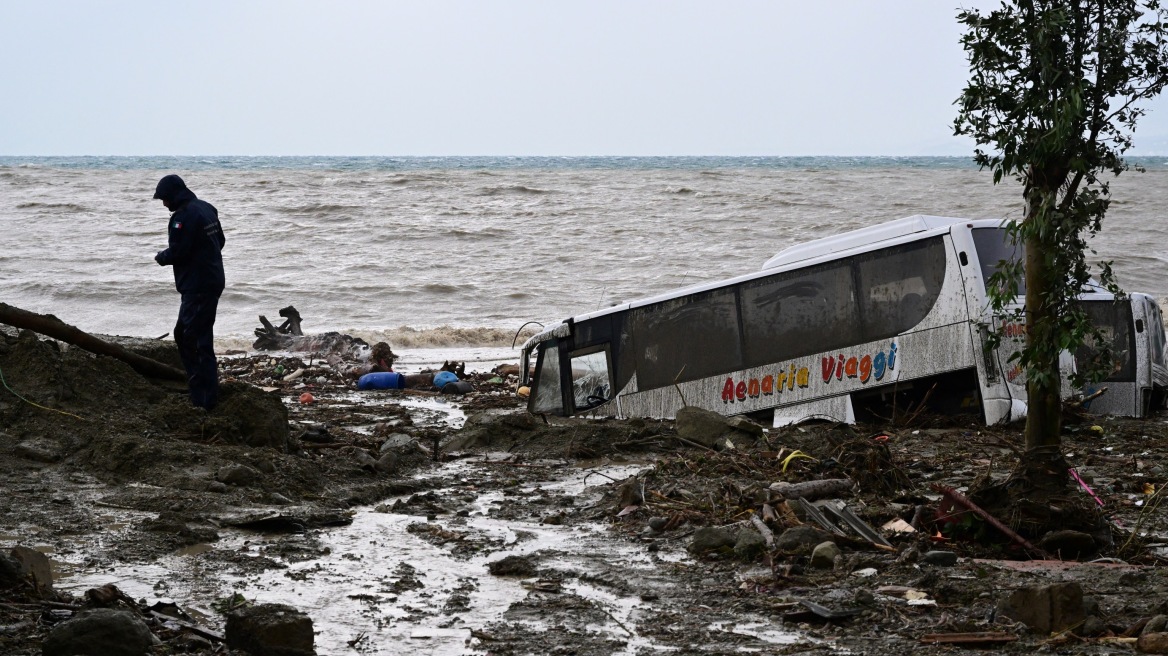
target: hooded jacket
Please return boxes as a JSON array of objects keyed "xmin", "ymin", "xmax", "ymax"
[{"xmin": 155, "ymin": 187, "xmax": 226, "ymax": 293}]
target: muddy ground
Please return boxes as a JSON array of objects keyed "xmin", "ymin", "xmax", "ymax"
[{"xmin": 3, "ymin": 326, "xmax": 1168, "ymax": 655}]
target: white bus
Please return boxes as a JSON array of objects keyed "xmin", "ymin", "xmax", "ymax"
[{"xmin": 519, "ymin": 215, "xmax": 1168, "ymax": 426}]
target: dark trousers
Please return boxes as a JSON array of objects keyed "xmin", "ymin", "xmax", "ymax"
[{"xmin": 174, "ymin": 291, "xmax": 221, "ymax": 410}]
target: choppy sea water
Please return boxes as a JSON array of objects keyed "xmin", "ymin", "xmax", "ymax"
[{"xmin": 3, "ymin": 156, "xmax": 1167, "ymax": 354}]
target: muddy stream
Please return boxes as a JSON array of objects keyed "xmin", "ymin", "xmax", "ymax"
[{"xmin": 45, "ymin": 455, "xmax": 799, "ymax": 654}]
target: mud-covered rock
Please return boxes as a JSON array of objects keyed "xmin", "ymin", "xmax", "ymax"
[
  {"xmin": 675, "ymin": 406, "xmax": 731, "ymax": 448},
  {"xmin": 488, "ymin": 555, "xmax": 538, "ymax": 577},
  {"xmin": 1039, "ymin": 529, "xmax": 1098, "ymax": 559},
  {"xmin": 43, "ymin": 608, "xmax": 158, "ymax": 656},
  {"xmin": 811, "ymin": 541, "xmax": 841, "ymax": 568},
  {"xmin": 10, "ymin": 545, "xmax": 52, "ymax": 592},
  {"xmin": 689, "ymin": 527, "xmax": 736, "ymax": 555},
  {"xmin": 775, "ymin": 525, "xmax": 834, "ymax": 553},
  {"xmin": 225, "ymin": 603, "xmax": 315, "ymax": 656},
  {"xmin": 996, "ymin": 581, "xmax": 1086, "ymax": 634},
  {"xmin": 217, "ymin": 463, "xmax": 263, "ymax": 487},
  {"xmin": 734, "ymin": 528, "xmax": 766, "ymax": 560},
  {"xmin": 921, "ymin": 550, "xmax": 958, "ymax": 567}
]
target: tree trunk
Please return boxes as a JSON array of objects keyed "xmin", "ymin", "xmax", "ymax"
[
  {"xmin": 1020, "ymin": 199, "xmax": 1069, "ymax": 491},
  {"xmin": 1023, "ymin": 219, "xmax": 1063, "ymax": 451},
  {"xmin": 0, "ymin": 302, "xmax": 187, "ymax": 382}
]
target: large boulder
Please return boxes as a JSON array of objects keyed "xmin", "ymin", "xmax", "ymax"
[
  {"xmin": 10, "ymin": 545, "xmax": 52, "ymax": 591},
  {"xmin": 675, "ymin": 406, "xmax": 732, "ymax": 448},
  {"xmin": 42, "ymin": 608, "xmax": 158, "ymax": 656},
  {"xmin": 996, "ymin": 582, "xmax": 1086, "ymax": 635},
  {"xmin": 225, "ymin": 603, "xmax": 315, "ymax": 656}
]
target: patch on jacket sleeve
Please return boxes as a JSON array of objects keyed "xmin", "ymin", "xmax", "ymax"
[{"xmin": 173, "ymin": 221, "xmax": 183, "ymax": 229}]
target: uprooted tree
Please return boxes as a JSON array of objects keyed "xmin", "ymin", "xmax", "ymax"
[{"xmin": 954, "ymin": 0, "xmax": 1168, "ymax": 488}]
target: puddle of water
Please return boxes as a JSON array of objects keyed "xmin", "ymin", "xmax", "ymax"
[{"xmin": 175, "ymin": 543, "xmax": 214, "ymax": 557}]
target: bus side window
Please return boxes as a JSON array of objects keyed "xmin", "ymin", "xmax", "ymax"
[
  {"xmin": 570, "ymin": 349, "xmax": 611, "ymax": 410},
  {"xmin": 739, "ymin": 260, "xmax": 860, "ymax": 367},
  {"xmin": 856, "ymin": 237, "xmax": 947, "ymax": 339},
  {"xmin": 531, "ymin": 343, "xmax": 565, "ymax": 414},
  {"xmin": 631, "ymin": 288, "xmax": 742, "ymax": 389}
]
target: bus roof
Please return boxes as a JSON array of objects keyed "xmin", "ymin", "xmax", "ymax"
[{"xmin": 762, "ymin": 215, "xmax": 976, "ymax": 269}]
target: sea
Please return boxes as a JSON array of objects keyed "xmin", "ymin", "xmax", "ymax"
[{"xmin": 3, "ymin": 156, "xmax": 1167, "ymax": 367}]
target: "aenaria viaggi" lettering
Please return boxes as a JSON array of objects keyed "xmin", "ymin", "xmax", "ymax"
[
  {"xmin": 720, "ymin": 363, "xmax": 810, "ymax": 403},
  {"xmin": 822, "ymin": 342, "xmax": 897, "ymax": 384}
]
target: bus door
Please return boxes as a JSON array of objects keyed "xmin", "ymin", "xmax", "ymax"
[
  {"xmin": 528, "ymin": 339, "xmax": 567, "ymax": 416},
  {"xmin": 962, "ymin": 226, "xmax": 1025, "ymax": 424}
]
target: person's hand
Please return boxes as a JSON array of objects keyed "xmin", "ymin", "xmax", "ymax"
[{"xmin": 154, "ymin": 251, "xmax": 165, "ymax": 266}]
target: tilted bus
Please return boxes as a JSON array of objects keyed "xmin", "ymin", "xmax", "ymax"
[{"xmin": 519, "ymin": 215, "xmax": 1168, "ymax": 426}]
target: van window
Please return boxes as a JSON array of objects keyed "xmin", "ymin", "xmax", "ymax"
[
  {"xmin": 740, "ymin": 260, "xmax": 860, "ymax": 367},
  {"xmin": 972, "ymin": 227, "xmax": 1025, "ymax": 295},
  {"xmin": 631, "ymin": 287, "xmax": 741, "ymax": 389},
  {"xmin": 1075, "ymin": 300, "xmax": 1135, "ymax": 382},
  {"xmin": 531, "ymin": 342, "xmax": 565, "ymax": 414},
  {"xmin": 570, "ymin": 349, "xmax": 611, "ymax": 410},
  {"xmin": 856, "ymin": 237, "xmax": 946, "ymax": 338}
]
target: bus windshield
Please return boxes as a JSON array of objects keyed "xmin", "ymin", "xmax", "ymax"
[{"xmin": 971, "ymin": 227, "xmax": 1024, "ymax": 295}]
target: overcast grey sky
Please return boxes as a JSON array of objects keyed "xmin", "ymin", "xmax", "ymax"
[{"xmin": 3, "ymin": 1, "xmax": 1167, "ymax": 156}]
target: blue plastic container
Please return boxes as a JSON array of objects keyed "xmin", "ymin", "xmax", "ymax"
[
  {"xmin": 357, "ymin": 372, "xmax": 405, "ymax": 390},
  {"xmin": 432, "ymin": 371, "xmax": 459, "ymax": 389}
]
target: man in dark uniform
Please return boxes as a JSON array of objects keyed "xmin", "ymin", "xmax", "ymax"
[{"xmin": 153, "ymin": 174, "xmax": 226, "ymax": 410}]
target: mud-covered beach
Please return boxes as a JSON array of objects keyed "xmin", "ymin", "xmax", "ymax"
[{"xmin": 4, "ymin": 325, "xmax": 1168, "ymax": 656}]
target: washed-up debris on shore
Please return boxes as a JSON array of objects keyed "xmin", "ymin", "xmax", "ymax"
[{"xmin": 5, "ymin": 312, "xmax": 1168, "ymax": 654}]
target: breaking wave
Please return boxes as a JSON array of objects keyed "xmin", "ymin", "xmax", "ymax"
[
  {"xmin": 477, "ymin": 185, "xmax": 552, "ymax": 196},
  {"xmin": 354, "ymin": 325, "xmax": 541, "ymax": 349},
  {"xmin": 16, "ymin": 202, "xmax": 87, "ymax": 211}
]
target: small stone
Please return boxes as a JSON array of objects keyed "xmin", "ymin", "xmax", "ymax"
[
  {"xmin": 376, "ymin": 451, "xmax": 398, "ymax": 474},
  {"xmin": 648, "ymin": 517, "xmax": 668, "ymax": 532},
  {"xmin": 733, "ymin": 528, "xmax": 766, "ymax": 561},
  {"xmin": 1080, "ymin": 615, "xmax": 1106, "ymax": 637},
  {"xmin": 207, "ymin": 481, "xmax": 229, "ymax": 494},
  {"xmin": 775, "ymin": 525, "xmax": 834, "ymax": 553},
  {"xmin": 810, "ymin": 541, "xmax": 841, "ymax": 569},
  {"xmin": 921, "ymin": 550, "xmax": 958, "ymax": 567},
  {"xmin": 43, "ymin": 608, "xmax": 159, "ymax": 656},
  {"xmin": 353, "ymin": 450, "xmax": 379, "ymax": 471},
  {"xmin": 216, "ymin": 464, "xmax": 262, "ymax": 487},
  {"xmin": 1143, "ymin": 615, "xmax": 1168, "ymax": 636},
  {"xmin": 853, "ymin": 589, "xmax": 875, "ymax": 606},
  {"xmin": 688, "ymin": 527, "xmax": 737, "ymax": 555},
  {"xmin": 1138, "ymin": 632, "xmax": 1168, "ymax": 654},
  {"xmin": 380, "ymin": 433, "xmax": 416, "ymax": 452}
]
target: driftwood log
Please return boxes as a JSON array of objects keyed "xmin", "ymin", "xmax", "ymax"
[
  {"xmin": 253, "ymin": 305, "xmax": 306, "ymax": 350},
  {"xmin": 769, "ymin": 478, "xmax": 854, "ymax": 501},
  {"xmin": 0, "ymin": 302, "xmax": 186, "ymax": 382}
]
